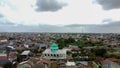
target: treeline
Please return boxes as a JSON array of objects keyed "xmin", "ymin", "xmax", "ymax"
[{"xmin": 56, "ymin": 36, "xmax": 104, "ymax": 49}]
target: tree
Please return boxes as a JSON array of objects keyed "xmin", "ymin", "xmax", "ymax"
[
  {"xmin": 56, "ymin": 38, "xmax": 65, "ymax": 49},
  {"xmin": 92, "ymin": 48, "xmax": 107, "ymax": 57},
  {"xmin": 3, "ymin": 61, "xmax": 13, "ymax": 68},
  {"xmin": 76, "ymin": 38, "xmax": 86, "ymax": 48},
  {"xmin": 67, "ymin": 37, "xmax": 75, "ymax": 44},
  {"xmin": 93, "ymin": 42, "xmax": 104, "ymax": 46},
  {"xmin": 56, "ymin": 37, "xmax": 75, "ymax": 49}
]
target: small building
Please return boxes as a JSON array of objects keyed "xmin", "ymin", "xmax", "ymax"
[
  {"xmin": 69, "ymin": 45, "xmax": 79, "ymax": 50},
  {"xmin": 0, "ymin": 39, "xmax": 7, "ymax": 43},
  {"xmin": 101, "ymin": 59, "xmax": 120, "ymax": 68},
  {"xmin": 66, "ymin": 61, "xmax": 76, "ymax": 66},
  {"xmin": 21, "ymin": 50, "xmax": 33, "ymax": 61},
  {"xmin": 17, "ymin": 61, "xmax": 32, "ymax": 68},
  {"xmin": 8, "ymin": 52, "xmax": 17, "ymax": 62},
  {"xmin": 17, "ymin": 58, "xmax": 53, "ymax": 68},
  {"xmin": 66, "ymin": 61, "xmax": 77, "ymax": 68},
  {"xmin": 0, "ymin": 50, "xmax": 7, "ymax": 60}
]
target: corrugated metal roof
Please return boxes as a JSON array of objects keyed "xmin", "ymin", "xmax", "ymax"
[{"xmin": 21, "ymin": 50, "xmax": 30, "ymax": 55}]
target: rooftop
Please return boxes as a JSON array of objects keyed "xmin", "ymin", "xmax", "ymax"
[
  {"xmin": 66, "ymin": 61, "xmax": 76, "ymax": 66},
  {"xmin": 43, "ymin": 49, "xmax": 67, "ymax": 54},
  {"xmin": 21, "ymin": 50, "xmax": 31, "ymax": 55}
]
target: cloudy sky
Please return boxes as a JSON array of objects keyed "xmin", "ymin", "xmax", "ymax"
[{"xmin": 0, "ymin": 0, "xmax": 120, "ymax": 33}]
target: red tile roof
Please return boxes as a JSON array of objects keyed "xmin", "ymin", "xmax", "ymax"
[
  {"xmin": 107, "ymin": 58, "xmax": 120, "ymax": 62},
  {"xmin": 0, "ymin": 56, "xmax": 7, "ymax": 60}
]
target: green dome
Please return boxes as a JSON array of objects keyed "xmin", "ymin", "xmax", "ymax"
[
  {"xmin": 38, "ymin": 34, "xmax": 41, "ymax": 37},
  {"xmin": 51, "ymin": 43, "xmax": 58, "ymax": 47},
  {"xmin": 50, "ymin": 43, "xmax": 58, "ymax": 52}
]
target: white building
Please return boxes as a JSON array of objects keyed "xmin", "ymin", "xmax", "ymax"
[
  {"xmin": 42, "ymin": 43, "xmax": 67, "ymax": 60},
  {"xmin": 43, "ymin": 49, "xmax": 67, "ymax": 59}
]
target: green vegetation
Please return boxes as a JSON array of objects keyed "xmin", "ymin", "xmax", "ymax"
[
  {"xmin": 93, "ymin": 61, "xmax": 101, "ymax": 68},
  {"xmin": 56, "ymin": 36, "xmax": 104, "ymax": 49},
  {"xmin": 3, "ymin": 61, "xmax": 13, "ymax": 68},
  {"xmin": 56, "ymin": 37, "xmax": 75, "ymax": 49},
  {"xmin": 91, "ymin": 48, "xmax": 107, "ymax": 57},
  {"xmin": 56, "ymin": 35, "xmax": 120, "ymax": 59}
]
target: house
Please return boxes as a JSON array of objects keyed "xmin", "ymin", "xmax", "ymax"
[
  {"xmin": 0, "ymin": 39, "xmax": 7, "ymax": 43},
  {"xmin": 17, "ymin": 58, "xmax": 55, "ymax": 68},
  {"xmin": 76, "ymin": 61, "xmax": 94, "ymax": 68},
  {"xmin": 8, "ymin": 52, "xmax": 17, "ymax": 62},
  {"xmin": 21, "ymin": 50, "xmax": 33, "ymax": 61},
  {"xmin": 101, "ymin": 58, "xmax": 120, "ymax": 68},
  {"xmin": 69, "ymin": 45, "xmax": 80, "ymax": 51},
  {"xmin": 0, "ymin": 50, "xmax": 7, "ymax": 60},
  {"xmin": 66, "ymin": 61, "xmax": 77, "ymax": 68}
]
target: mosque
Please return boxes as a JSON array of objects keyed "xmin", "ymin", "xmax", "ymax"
[{"xmin": 42, "ymin": 43, "xmax": 67, "ymax": 60}]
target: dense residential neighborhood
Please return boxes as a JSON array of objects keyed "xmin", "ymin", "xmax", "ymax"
[
  {"xmin": 1, "ymin": 0, "xmax": 120, "ymax": 68},
  {"xmin": 0, "ymin": 33, "xmax": 120, "ymax": 68}
]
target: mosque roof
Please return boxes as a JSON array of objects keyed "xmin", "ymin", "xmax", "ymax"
[{"xmin": 50, "ymin": 43, "xmax": 58, "ymax": 49}]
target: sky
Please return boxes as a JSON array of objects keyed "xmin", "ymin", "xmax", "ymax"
[{"xmin": 0, "ymin": 0, "xmax": 120, "ymax": 33}]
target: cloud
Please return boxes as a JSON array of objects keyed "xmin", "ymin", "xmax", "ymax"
[
  {"xmin": 64, "ymin": 22, "xmax": 120, "ymax": 33},
  {"xmin": 0, "ymin": 15, "xmax": 14, "ymax": 25},
  {"xmin": 35, "ymin": 0, "xmax": 67, "ymax": 12},
  {"xmin": 102, "ymin": 19, "xmax": 112, "ymax": 23},
  {"xmin": 0, "ymin": 23, "xmax": 85, "ymax": 33},
  {"xmin": 0, "ymin": 22, "xmax": 15, "ymax": 26},
  {"xmin": 105, "ymin": 21, "xmax": 120, "ymax": 27},
  {"xmin": 65, "ymin": 24, "xmax": 99, "ymax": 27},
  {"xmin": 95, "ymin": 0, "xmax": 120, "ymax": 10},
  {"xmin": 0, "ymin": 14, "xmax": 3, "ymax": 17},
  {"xmin": 0, "ymin": 15, "xmax": 3, "ymax": 18},
  {"xmin": 65, "ymin": 24, "xmax": 83, "ymax": 27},
  {"xmin": 0, "ymin": 17, "xmax": 16, "ymax": 26},
  {"xmin": 1, "ymin": 22, "xmax": 120, "ymax": 33}
]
